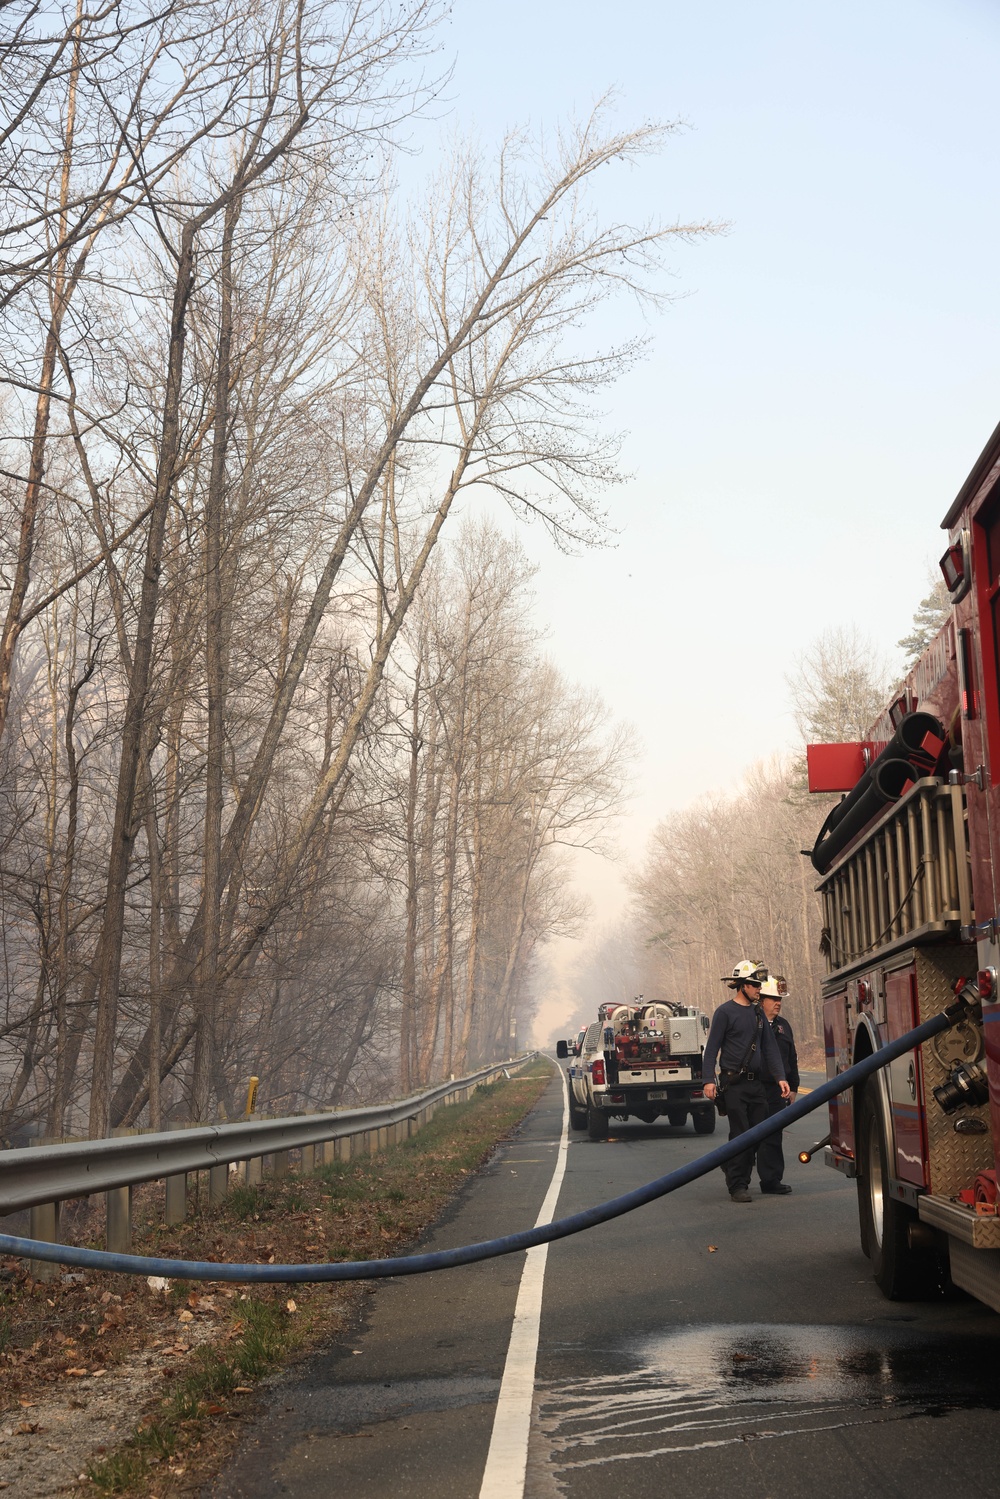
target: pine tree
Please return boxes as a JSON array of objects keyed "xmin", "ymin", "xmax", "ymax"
[{"xmin": 898, "ymin": 578, "xmax": 950, "ymax": 666}]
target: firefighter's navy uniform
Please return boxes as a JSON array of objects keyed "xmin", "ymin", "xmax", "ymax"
[
  {"xmin": 758, "ymin": 1014, "xmax": 800, "ymax": 1193},
  {"xmin": 702, "ymin": 1000, "xmax": 786, "ymax": 1198}
]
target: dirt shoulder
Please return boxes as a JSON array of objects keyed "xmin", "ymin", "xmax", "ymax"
[{"xmin": 0, "ymin": 1060, "xmax": 553, "ymax": 1498}]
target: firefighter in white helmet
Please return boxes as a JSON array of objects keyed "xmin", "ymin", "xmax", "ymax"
[
  {"xmin": 702, "ymin": 960, "xmax": 790, "ymax": 1203},
  {"xmin": 756, "ymin": 974, "xmax": 800, "ymax": 1194}
]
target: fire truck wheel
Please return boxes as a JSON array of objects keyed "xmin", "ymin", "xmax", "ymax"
[
  {"xmin": 859, "ymin": 1088, "xmax": 935, "ymax": 1299},
  {"xmin": 692, "ymin": 1108, "xmax": 716, "ymax": 1135},
  {"xmin": 569, "ymin": 1095, "xmax": 588, "ymax": 1131},
  {"xmin": 856, "ymin": 1172, "xmax": 871, "ymax": 1259},
  {"xmin": 666, "ymin": 1108, "xmax": 688, "ymax": 1127},
  {"xmin": 587, "ymin": 1105, "xmax": 610, "ymax": 1140}
]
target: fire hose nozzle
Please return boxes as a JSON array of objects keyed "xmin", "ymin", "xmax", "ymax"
[
  {"xmin": 946, "ymin": 977, "xmax": 986, "ymax": 1024},
  {"xmin": 798, "ymin": 1134, "xmax": 831, "ymax": 1164}
]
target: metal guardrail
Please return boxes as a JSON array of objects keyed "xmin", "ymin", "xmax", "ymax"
[
  {"xmin": 0, "ymin": 1056, "xmax": 534, "ymax": 1214},
  {"xmin": 0, "ymin": 1053, "xmax": 538, "ymax": 1274}
]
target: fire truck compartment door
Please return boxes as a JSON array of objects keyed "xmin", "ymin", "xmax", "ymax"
[
  {"xmin": 884, "ymin": 966, "xmax": 927, "ymax": 1186},
  {"xmin": 667, "ymin": 1016, "xmax": 702, "ymax": 1055}
]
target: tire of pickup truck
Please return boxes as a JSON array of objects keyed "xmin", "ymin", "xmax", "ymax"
[
  {"xmin": 569, "ymin": 1094, "xmax": 588, "ymax": 1130},
  {"xmin": 587, "ymin": 1105, "xmax": 610, "ymax": 1140},
  {"xmin": 666, "ymin": 1109, "xmax": 687, "ymax": 1128},
  {"xmin": 692, "ymin": 1107, "xmax": 716, "ymax": 1135}
]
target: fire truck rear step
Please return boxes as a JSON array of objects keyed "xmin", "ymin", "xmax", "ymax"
[{"xmin": 917, "ymin": 1193, "xmax": 1000, "ymax": 1248}]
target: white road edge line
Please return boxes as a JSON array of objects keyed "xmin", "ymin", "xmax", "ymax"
[{"xmin": 478, "ymin": 1063, "xmax": 570, "ymax": 1499}]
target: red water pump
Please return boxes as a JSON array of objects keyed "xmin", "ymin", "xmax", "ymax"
[{"xmin": 615, "ymin": 1019, "xmax": 668, "ymax": 1065}]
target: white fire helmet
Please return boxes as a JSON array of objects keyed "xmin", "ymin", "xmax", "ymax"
[
  {"xmin": 760, "ymin": 975, "xmax": 788, "ymax": 1000},
  {"xmin": 728, "ymin": 959, "xmax": 768, "ymax": 987}
]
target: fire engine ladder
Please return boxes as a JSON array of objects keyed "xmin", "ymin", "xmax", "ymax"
[{"xmin": 817, "ymin": 775, "xmax": 972, "ymax": 975}]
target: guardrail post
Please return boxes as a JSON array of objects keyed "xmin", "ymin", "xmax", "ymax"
[
  {"xmin": 335, "ymin": 1136, "xmax": 352, "ymax": 1162},
  {"xmin": 273, "ymin": 1149, "xmax": 290, "ymax": 1177},
  {"xmin": 246, "ymin": 1156, "xmax": 263, "ymax": 1186},
  {"xmin": 165, "ymin": 1173, "xmax": 187, "ymax": 1225},
  {"xmin": 376, "ymin": 1126, "xmax": 388, "ymax": 1152},
  {"xmin": 28, "ymin": 1201, "xmax": 60, "ymax": 1281},
  {"xmin": 209, "ymin": 1163, "xmax": 228, "ymax": 1206},
  {"xmin": 106, "ymin": 1184, "xmax": 132, "ymax": 1253}
]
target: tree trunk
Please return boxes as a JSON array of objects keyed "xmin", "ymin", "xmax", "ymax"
[
  {"xmin": 193, "ymin": 199, "xmax": 239, "ymax": 1122},
  {"xmin": 400, "ymin": 662, "xmax": 421, "ymax": 1092},
  {"xmin": 0, "ymin": 0, "xmax": 83, "ymax": 744},
  {"xmin": 88, "ymin": 226, "xmax": 196, "ymax": 1137}
]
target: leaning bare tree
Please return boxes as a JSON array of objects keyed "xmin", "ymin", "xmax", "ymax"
[{"xmin": 100, "ymin": 114, "xmax": 712, "ymax": 1131}]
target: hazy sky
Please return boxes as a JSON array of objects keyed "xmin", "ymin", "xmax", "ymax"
[{"xmin": 413, "ymin": 1, "xmax": 1000, "ymax": 1030}]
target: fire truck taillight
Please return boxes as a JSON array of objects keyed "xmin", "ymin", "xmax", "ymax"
[
  {"xmin": 590, "ymin": 1058, "xmax": 605, "ymax": 1086},
  {"xmin": 978, "ymin": 968, "xmax": 997, "ymax": 1001}
]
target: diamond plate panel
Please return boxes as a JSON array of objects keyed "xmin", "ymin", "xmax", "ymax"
[
  {"xmin": 948, "ymin": 1240, "xmax": 1000, "ymax": 1313},
  {"xmin": 914, "ymin": 948, "xmax": 991, "ymax": 1197}
]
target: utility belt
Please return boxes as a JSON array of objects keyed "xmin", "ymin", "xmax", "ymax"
[{"xmin": 719, "ymin": 1067, "xmax": 760, "ymax": 1083}]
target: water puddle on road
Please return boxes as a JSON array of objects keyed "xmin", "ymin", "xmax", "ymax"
[{"xmin": 536, "ymin": 1323, "xmax": 1000, "ymax": 1481}]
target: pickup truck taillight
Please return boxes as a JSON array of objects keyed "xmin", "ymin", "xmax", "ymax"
[{"xmin": 590, "ymin": 1058, "xmax": 606, "ymax": 1086}]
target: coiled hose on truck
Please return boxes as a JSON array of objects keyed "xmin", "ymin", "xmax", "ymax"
[
  {"xmin": 810, "ymin": 710, "xmax": 946, "ymax": 874},
  {"xmin": 0, "ymin": 1000, "xmax": 968, "ymax": 1282}
]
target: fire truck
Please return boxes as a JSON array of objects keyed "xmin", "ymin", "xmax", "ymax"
[{"xmin": 807, "ymin": 416, "xmax": 1000, "ymax": 1307}]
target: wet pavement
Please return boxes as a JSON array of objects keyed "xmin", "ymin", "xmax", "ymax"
[
  {"xmin": 535, "ymin": 1322, "xmax": 1000, "ymax": 1494},
  {"xmin": 527, "ymin": 1069, "xmax": 1000, "ymax": 1498},
  {"xmin": 216, "ymin": 1070, "xmax": 1000, "ymax": 1498}
]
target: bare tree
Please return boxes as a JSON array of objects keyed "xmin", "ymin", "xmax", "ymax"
[
  {"xmin": 787, "ymin": 625, "xmax": 894, "ymax": 745},
  {"xmin": 631, "ymin": 756, "xmax": 830, "ymax": 1045},
  {"xmin": 0, "ymin": 50, "xmax": 715, "ymax": 1136}
]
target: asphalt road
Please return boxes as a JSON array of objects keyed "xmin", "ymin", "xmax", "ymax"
[{"xmin": 216, "ymin": 1067, "xmax": 1000, "ymax": 1498}]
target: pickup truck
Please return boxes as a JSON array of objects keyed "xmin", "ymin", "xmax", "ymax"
[{"xmin": 557, "ymin": 1001, "xmax": 715, "ymax": 1140}]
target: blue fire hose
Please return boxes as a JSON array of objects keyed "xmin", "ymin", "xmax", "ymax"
[{"xmin": 0, "ymin": 1003, "xmax": 966, "ymax": 1282}]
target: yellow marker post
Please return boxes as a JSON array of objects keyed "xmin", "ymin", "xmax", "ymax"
[{"xmin": 245, "ymin": 1076, "xmax": 259, "ymax": 1116}]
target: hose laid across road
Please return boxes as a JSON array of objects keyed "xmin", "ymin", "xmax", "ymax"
[{"xmin": 0, "ymin": 1003, "xmax": 962, "ymax": 1282}]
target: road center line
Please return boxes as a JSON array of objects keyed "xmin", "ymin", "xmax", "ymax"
[{"xmin": 478, "ymin": 1065, "xmax": 570, "ymax": 1499}]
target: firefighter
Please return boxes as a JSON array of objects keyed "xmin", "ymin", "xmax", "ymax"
[
  {"xmin": 756, "ymin": 975, "xmax": 800, "ymax": 1195},
  {"xmin": 702, "ymin": 960, "xmax": 790, "ymax": 1203}
]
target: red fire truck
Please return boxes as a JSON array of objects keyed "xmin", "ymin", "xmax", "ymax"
[{"xmin": 807, "ymin": 416, "xmax": 1000, "ymax": 1307}]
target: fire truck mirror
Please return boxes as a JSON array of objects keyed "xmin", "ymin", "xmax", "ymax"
[{"xmin": 556, "ymin": 1040, "xmax": 569, "ymax": 1059}]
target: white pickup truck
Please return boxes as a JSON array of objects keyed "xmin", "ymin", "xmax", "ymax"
[{"xmin": 557, "ymin": 1001, "xmax": 715, "ymax": 1140}]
